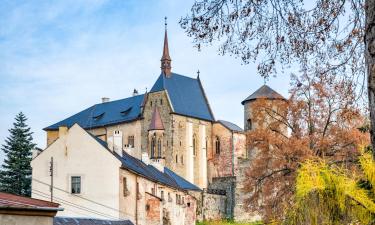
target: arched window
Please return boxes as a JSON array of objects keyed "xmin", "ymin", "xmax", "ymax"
[
  {"xmin": 151, "ymin": 135, "xmax": 156, "ymax": 158},
  {"xmin": 247, "ymin": 118, "xmax": 252, "ymax": 130},
  {"xmin": 193, "ymin": 134, "xmax": 197, "ymax": 156},
  {"xmin": 157, "ymin": 138, "xmax": 162, "ymax": 158},
  {"xmin": 215, "ymin": 136, "xmax": 220, "ymax": 155}
]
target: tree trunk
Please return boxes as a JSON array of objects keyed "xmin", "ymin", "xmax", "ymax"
[{"xmin": 366, "ymin": 0, "xmax": 375, "ymax": 157}]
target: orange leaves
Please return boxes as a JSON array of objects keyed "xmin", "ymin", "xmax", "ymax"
[{"xmin": 244, "ymin": 73, "xmax": 369, "ymax": 221}]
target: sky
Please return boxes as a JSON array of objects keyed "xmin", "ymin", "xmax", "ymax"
[{"xmin": 0, "ymin": 0, "xmax": 292, "ymax": 164}]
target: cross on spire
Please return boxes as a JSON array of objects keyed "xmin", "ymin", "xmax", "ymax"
[{"xmin": 161, "ymin": 16, "xmax": 172, "ymax": 77}]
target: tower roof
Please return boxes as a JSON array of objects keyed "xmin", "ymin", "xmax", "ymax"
[
  {"xmin": 241, "ymin": 85, "xmax": 285, "ymax": 105},
  {"xmin": 161, "ymin": 17, "xmax": 172, "ymax": 76},
  {"xmin": 149, "ymin": 106, "xmax": 164, "ymax": 130}
]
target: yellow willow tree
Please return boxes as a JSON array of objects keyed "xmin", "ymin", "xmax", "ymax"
[
  {"xmin": 284, "ymin": 149, "xmax": 375, "ymax": 224},
  {"xmin": 243, "ymin": 73, "xmax": 369, "ymax": 221}
]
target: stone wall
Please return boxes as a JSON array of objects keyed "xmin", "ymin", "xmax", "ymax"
[
  {"xmin": 201, "ymin": 191, "xmax": 227, "ymax": 221},
  {"xmin": 142, "ymin": 90, "xmax": 212, "ymax": 188},
  {"xmin": 208, "ymin": 177, "xmax": 236, "ymax": 219}
]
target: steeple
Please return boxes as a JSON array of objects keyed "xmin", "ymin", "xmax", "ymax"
[{"xmin": 161, "ymin": 17, "xmax": 172, "ymax": 77}]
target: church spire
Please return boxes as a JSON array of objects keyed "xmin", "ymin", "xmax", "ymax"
[{"xmin": 161, "ymin": 17, "xmax": 172, "ymax": 77}]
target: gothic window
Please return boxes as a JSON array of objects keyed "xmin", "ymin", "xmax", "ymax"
[
  {"xmin": 157, "ymin": 138, "xmax": 162, "ymax": 158},
  {"xmin": 247, "ymin": 118, "xmax": 252, "ymax": 130},
  {"xmin": 128, "ymin": 136, "xmax": 134, "ymax": 147},
  {"xmin": 215, "ymin": 136, "xmax": 221, "ymax": 155},
  {"xmin": 151, "ymin": 136, "xmax": 156, "ymax": 158},
  {"xmin": 193, "ymin": 134, "xmax": 197, "ymax": 156}
]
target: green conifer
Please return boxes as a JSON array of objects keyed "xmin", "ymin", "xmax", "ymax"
[{"xmin": 0, "ymin": 112, "xmax": 35, "ymax": 196}]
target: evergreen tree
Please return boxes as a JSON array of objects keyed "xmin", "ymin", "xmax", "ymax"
[{"xmin": 0, "ymin": 112, "xmax": 35, "ymax": 196}]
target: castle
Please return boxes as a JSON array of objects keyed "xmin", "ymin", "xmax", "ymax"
[{"xmin": 31, "ymin": 24, "xmax": 285, "ymax": 224}]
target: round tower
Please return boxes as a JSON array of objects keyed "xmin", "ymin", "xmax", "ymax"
[{"xmin": 241, "ymin": 85, "xmax": 286, "ymax": 132}]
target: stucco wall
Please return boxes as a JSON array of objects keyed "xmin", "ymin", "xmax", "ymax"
[
  {"xmin": 0, "ymin": 214, "xmax": 53, "ymax": 225},
  {"xmin": 32, "ymin": 124, "xmax": 122, "ymax": 220}
]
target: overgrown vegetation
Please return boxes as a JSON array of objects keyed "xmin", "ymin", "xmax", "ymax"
[
  {"xmin": 284, "ymin": 147, "xmax": 375, "ymax": 224},
  {"xmin": 196, "ymin": 220, "xmax": 263, "ymax": 225}
]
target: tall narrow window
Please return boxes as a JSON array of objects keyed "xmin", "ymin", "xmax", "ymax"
[
  {"xmin": 161, "ymin": 191, "xmax": 164, "ymax": 201},
  {"xmin": 157, "ymin": 138, "xmax": 162, "ymax": 158},
  {"xmin": 128, "ymin": 136, "xmax": 135, "ymax": 148},
  {"xmin": 71, "ymin": 176, "xmax": 81, "ymax": 194},
  {"xmin": 215, "ymin": 136, "xmax": 220, "ymax": 155},
  {"xmin": 123, "ymin": 177, "xmax": 129, "ymax": 196},
  {"xmin": 151, "ymin": 136, "xmax": 156, "ymax": 158},
  {"xmin": 176, "ymin": 154, "xmax": 178, "ymax": 163},
  {"xmin": 181, "ymin": 155, "xmax": 184, "ymax": 165},
  {"xmin": 247, "ymin": 118, "xmax": 252, "ymax": 130},
  {"xmin": 193, "ymin": 134, "xmax": 197, "ymax": 156}
]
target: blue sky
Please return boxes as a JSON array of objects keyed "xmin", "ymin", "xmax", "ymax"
[{"xmin": 0, "ymin": 0, "xmax": 292, "ymax": 163}]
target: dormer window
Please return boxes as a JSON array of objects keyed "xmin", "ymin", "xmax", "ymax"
[
  {"xmin": 92, "ymin": 112, "xmax": 104, "ymax": 120},
  {"xmin": 121, "ymin": 107, "xmax": 132, "ymax": 116}
]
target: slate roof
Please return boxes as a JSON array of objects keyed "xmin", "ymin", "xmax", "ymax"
[
  {"xmin": 0, "ymin": 192, "xmax": 61, "ymax": 211},
  {"xmin": 241, "ymin": 85, "xmax": 285, "ymax": 105},
  {"xmin": 45, "ymin": 94, "xmax": 145, "ymax": 130},
  {"xmin": 150, "ymin": 73, "xmax": 215, "ymax": 121},
  {"xmin": 149, "ymin": 107, "xmax": 164, "ymax": 130},
  {"xmin": 54, "ymin": 217, "xmax": 133, "ymax": 225},
  {"xmin": 217, "ymin": 120, "xmax": 243, "ymax": 132},
  {"xmin": 118, "ymin": 151, "xmax": 201, "ymax": 192}
]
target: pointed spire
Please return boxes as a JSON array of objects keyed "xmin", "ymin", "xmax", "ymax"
[
  {"xmin": 149, "ymin": 107, "xmax": 165, "ymax": 130},
  {"xmin": 161, "ymin": 16, "xmax": 172, "ymax": 77}
]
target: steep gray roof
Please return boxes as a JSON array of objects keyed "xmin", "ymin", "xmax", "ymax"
[
  {"xmin": 150, "ymin": 73, "xmax": 215, "ymax": 121},
  {"xmin": 45, "ymin": 95, "xmax": 145, "ymax": 131},
  {"xmin": 217, "ymin": 120, "xmax": 243, "ymax": 132},
  {"xmin": 241, "ymin": 85, "xmax": 285, "ymax": 105}
]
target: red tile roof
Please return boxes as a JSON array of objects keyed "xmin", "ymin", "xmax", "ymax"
[
  {"xmin": 149, "ymin": 107, "xmax": 164, "ymax": 130},
  {"xmin": 0, "ymin": 192, "xmax": 60, "ymax": 209}
]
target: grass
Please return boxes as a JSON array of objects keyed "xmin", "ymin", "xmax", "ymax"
[{"xmin": 196, "ymin": 220, "xmax": 263, "ymax": 225}]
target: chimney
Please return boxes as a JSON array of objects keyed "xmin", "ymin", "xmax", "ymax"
[
  {"xmin": 150, "ymin": 160, "xmax": 164, "ymax": 172},
  {"xmin": 58, "ymin": 126, "xmax": 68, "ymax": 138},
  {"xmin": 102, "ymin": 97, "xmax": 110, "ymax": 103},
  {"xmin": 113, "ymin": 130, "xmax": 123, "ymax": 157},
  {"xmin": 133, "ymin": 89, "xmax": 139, "ymax": 96},
  {"xmin": 141, "ymin": 152, "xmax": 150, "ymax": 165}
]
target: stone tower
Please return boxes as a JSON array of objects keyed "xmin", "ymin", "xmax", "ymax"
[{"xmin": 242, "ymin": 84, "xmax": 286, "ymax": 132}]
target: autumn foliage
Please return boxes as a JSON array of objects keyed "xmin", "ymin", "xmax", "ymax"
[{"xmin": 243, "ymin": 73, "xmax": 369, "ymax": 220}]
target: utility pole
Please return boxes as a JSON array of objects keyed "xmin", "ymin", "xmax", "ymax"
[{"xmin": 49, "ymin": 157, "xmax": 54, "ymax": 202}]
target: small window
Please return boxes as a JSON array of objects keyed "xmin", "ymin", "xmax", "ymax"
[
  {"xmin": 151, "ymin": 101, "xmax": 153, "ymax": 107},
  {"xmin": 182, "ymin": 197, "xmax": 185, "ymax": 204},
  {"xmin": 128, "ymin": 136, "xmax": 135, "ymax": 147},
  {"xmin": 157, "ymin": 138, "xmax": 162, "ymax": 158},
  {"xmin": 151, "ymin": 188, "xmax": 155, "ymax": 195},
  {"xmin": 151, "ymin": 137, "xmax": 156, "ymax": 158},
  {"xmin": 160, "ymin": 99, "xmax": 163, "ymax": 105},
  {"xmin": 180, "ymin": 141, "xmax": 182, "ymax": 146},
  {"xmin": 161, "ymin": 191, "xmax": 164, "ymax": 201},
  {"xmin": 247, "ymin": 118, "xmax": 252, "ymax": 130},
  {"xmin": 181, "ymin": 155, "xmax": 184, "ymax": 165},
  {"xmin": 168, "ymin": 192, "xmax": 172, "ymax": 202},
  {"xmin": 123, "ymin": 177, "xmax": 129, "ymax": 196},
  {"xmin": 193, "ymin": 135, "xmax": 197, "ymax": 156},
  {"xmin": 215, "ymin": 136, "xmax": 220, "ymax": 155},
  {"xmin": 71, "ymin": 176, "xmax": 81, "ymax": 194},
  {"xmin": 176, "ymin": 194, "xmax": 178, "ymax": 204}
]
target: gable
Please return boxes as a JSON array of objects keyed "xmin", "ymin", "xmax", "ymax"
[{"xmin": 150, "ymin": 73, "xmax": 214, "ymax": 121}]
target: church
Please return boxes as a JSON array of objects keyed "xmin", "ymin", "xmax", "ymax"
[{"xmin": 31, "ymin": 23, "xmax": 285, "ymax": 224}]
